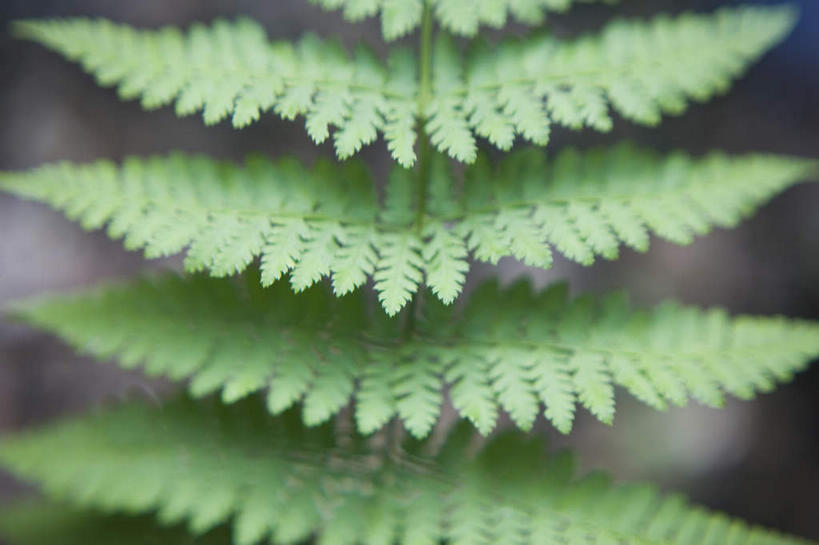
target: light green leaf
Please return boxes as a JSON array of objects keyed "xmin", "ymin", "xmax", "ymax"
[
  {"xmin": 1, "ymin": 146, "xmax": 814, "ymax": 313},
  {"xmin": 11, "ymin": 275, "xmax": 819, "ymax": 436},
  {"xmin": 14, "ymin": 6, "xmax": 797, "ymax": 164},
  {"xmin": 1, "ymin": 399, "xmax": 812, "ymax": 545}
]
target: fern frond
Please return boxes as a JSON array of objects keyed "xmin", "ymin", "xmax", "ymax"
[
  {"xmin": 455, "ymin": 146, "xmax": 817, "ymax": 264},
  {"xmin": 11, "ymin": 274, "xmax": 819, "ymax": 436},
  {"xmin": 310, "ymin": 0, "xmax": 616, "ymax": 40},
  {"xmin": 434, "ymin": 4, "xmax": 797, "ymax": 155},
  {"xmin": 0, "ymin": 503, "xmax": 229, "ymax": 545},
  {"xmin": 13, "ymin": 6, "xmax": 797, "ymax": 164},
  {"xmin": 0, "ymin": 398, "xmax": 813, "ymax": 545},
  {"xmin": 1, "ymin": 147, "xmax": 814, "ymax": 313},
  {"xmin": 12, "ymin": 18, "xmax": 419, "ymax": 167}
]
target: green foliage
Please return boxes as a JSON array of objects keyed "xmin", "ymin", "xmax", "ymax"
[
  {"xmin": 0, "ymin": 503, "xmax": 229, "ymax": 545},
  {"xmin": 14, "ymin": 5, "xmax": 796, "ymax": 165},
  {"xmin": 3, "ymin": 2, "xmax": 817, "ymax": 542},
  {"xmin": 13, "ymin": 18, "xmax": 418, "ymax": 167},
  {"xmin": 0, "ymin": 397, "xmax": 812, "ymax": 545},
  {"xmin": 2, "ymin": 145, "xmax": 813, "ymax": 314},
  {"xmin": 310, "ymin": 0, "xmax": 616, "ymax": 40},
  {"xmin": 12, "ymin": 274, "xmax": 819, "ymax": 437}
]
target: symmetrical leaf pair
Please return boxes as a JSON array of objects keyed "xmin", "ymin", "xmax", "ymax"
[
  {"xmin": 12, "ymin": 274, "xmax": 819, "ymax": 437},
  {"xmin": 2, "ymin": 146, "xmax": 814, "ymax": 315},
  {"xmin": 1, "ymin": 398, "xmax": 814, "ymax": 545},
  {"xmin": 14, "ymin": 5, "xmax": 797, "ymax": 165}
]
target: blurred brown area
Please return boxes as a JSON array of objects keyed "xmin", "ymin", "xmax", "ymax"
[{"xmin": 0, "ymin": 0, "xmax": 817, "ymax": 539}]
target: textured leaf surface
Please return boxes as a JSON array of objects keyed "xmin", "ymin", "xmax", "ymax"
[
  {"xmin": 2, "ymin": 147, "xmax": 814, "ymax": 314},
  {"xmin": 310, "ymin": 0, "xmax": 616, "ymax": 39},
  {"xmin": 0, "ymin": 399, "xmax": 813, "ymax": 545},
  {"xmin": 13, "ymin": 18, "xmax": 418, "ymax": 167},
  {"xmin": 11, "ymin": 275, "xmax": 819, "ymax": 436},
  {"xmin": 14, "ymin": 6, "xmax": 797, "ymax": 164},
  {"xmin": 0, "ymin": 503, "xmax": 229, "ymax": 545},
  {"xmin": 444, "ymin": 4, "xmax": 798, "ymax": 155}
]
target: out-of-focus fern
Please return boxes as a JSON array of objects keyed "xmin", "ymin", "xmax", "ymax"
[
  {"xmin": 11, "ymin": 274, "xmax": 819, "ymax": 436},
  {"xmin": 13, "ymin": 5, "xmax": 796, "ymax": 165},
  {"xmin": 0, "ymin": 503, "xmax": 229, "ymax": 545},
  {"xmin": 1, "ymin": 146, "xmax": 814, "ymax": 314},
  {"xmin": 0, "ymin": 398, "xmax": 812, "ymax": 545},
  {"xmin": 310, "ymin": 0, "xmax": 616, "ymax": 40}
]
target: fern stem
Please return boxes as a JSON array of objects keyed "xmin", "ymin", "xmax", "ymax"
[
  {"xmin": 404, "ymin": 2, "xmax": 435, "ymax": 337},
  {"xmin": 414, "ymin": 1, "xmax": 434, "ymax": 236},
  {"xmin": 419, "ymin": 2, "xmax": 433, "ymax": 109}
]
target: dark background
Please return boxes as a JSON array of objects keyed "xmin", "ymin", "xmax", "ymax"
[{"xmin": 0, "ymin": 0, "xmax": 817, "ymax": 540}]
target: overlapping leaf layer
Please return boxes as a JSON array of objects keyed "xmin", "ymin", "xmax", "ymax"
[
  {"xmin": 14, "ymin": 5, "xmax": 796, "ymax": 164},
  {"xmin": 12, "ymin": 274, "xmax": 819, "ymax": 436},
  {"xmin": 2, "ymin": 146, "xmax": 813, "ymax": 314},
  {"xmin": 0, "ymin": 398, "xmax": 813, "ymax": 545}
]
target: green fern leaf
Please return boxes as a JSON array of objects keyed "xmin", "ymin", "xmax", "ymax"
[
  {"xmin": 375, "ymin": 232, "xmax": 425, "ymax": 315},
  {"xmin": 447, "ymin": 352, "xmax": 499, "ymax": 435},
  {"xmin": 1, "ymin": 147, "xmax": 814, "ymax": 314},
  {"xmin": 13, "ymin": 6, "xmax": 797, "ymax": 164},
  {"xmin": 392, "ymin": 349, "xmax": 444, "ymax": 437},
  {"xmin": 426, "ymin": 34, "xmax": 478, "ymax": 164},
  {"xmin": 355, "ymin": 354, "xmax": 397, "ymax": 434},
  {"xmin": 1, "ymin": 398, "xmax": 814, "ymax": 545},
  {"xmin": 11, "ymin": 18, "xmax": 416, "ymax": 166},
  {"xmin": 0, "ymin": 503, "xmax": 230, "ymax": 545},
  {"xmin": 452, "ymin": 5, "xmax": 797, "ymax": 156},
  {"xmin": 311, "ymin": 0, "xmax": 617, "ymax": 40},
  {"xmin": 531, "ymin": 351, "xmax": 577, "ymax": 434},
  {"xmin": 422, "ymin": 225, "xmax": 469, "ymax": 304},
  {"xmin": 10, "ymin": 274, "xmax": 819, "ymax": 436}
]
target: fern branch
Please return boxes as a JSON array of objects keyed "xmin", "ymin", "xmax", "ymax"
[
  {"xmin": 310, "ymin": 0, "xmax": 617, "ymax": 40},
  {"xmin": 1, "ymin": 146, "xmax": 814, "ymax": 313},
  {"xmin": 12, "ymin": 18, "xmax": 418, "ymax": 167},
  {"xmin": 10, "ymin": 274, "xmax": 819, "ymax": 436},
  {"xmin": 434, "ymin": 4, "xmax": 798, "ymax": 156},
  {"xmin": 13, "ymin": 5, "xmax": 797, "ymax": 165},
  {"xmin": 0, "ymin": 398, "xmax": 813, "ymax": 545}
]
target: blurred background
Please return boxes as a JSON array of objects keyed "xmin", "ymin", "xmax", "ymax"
[{"xmin": 0, "ymin": 0, "xmax": 817, "ymax": 540}]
